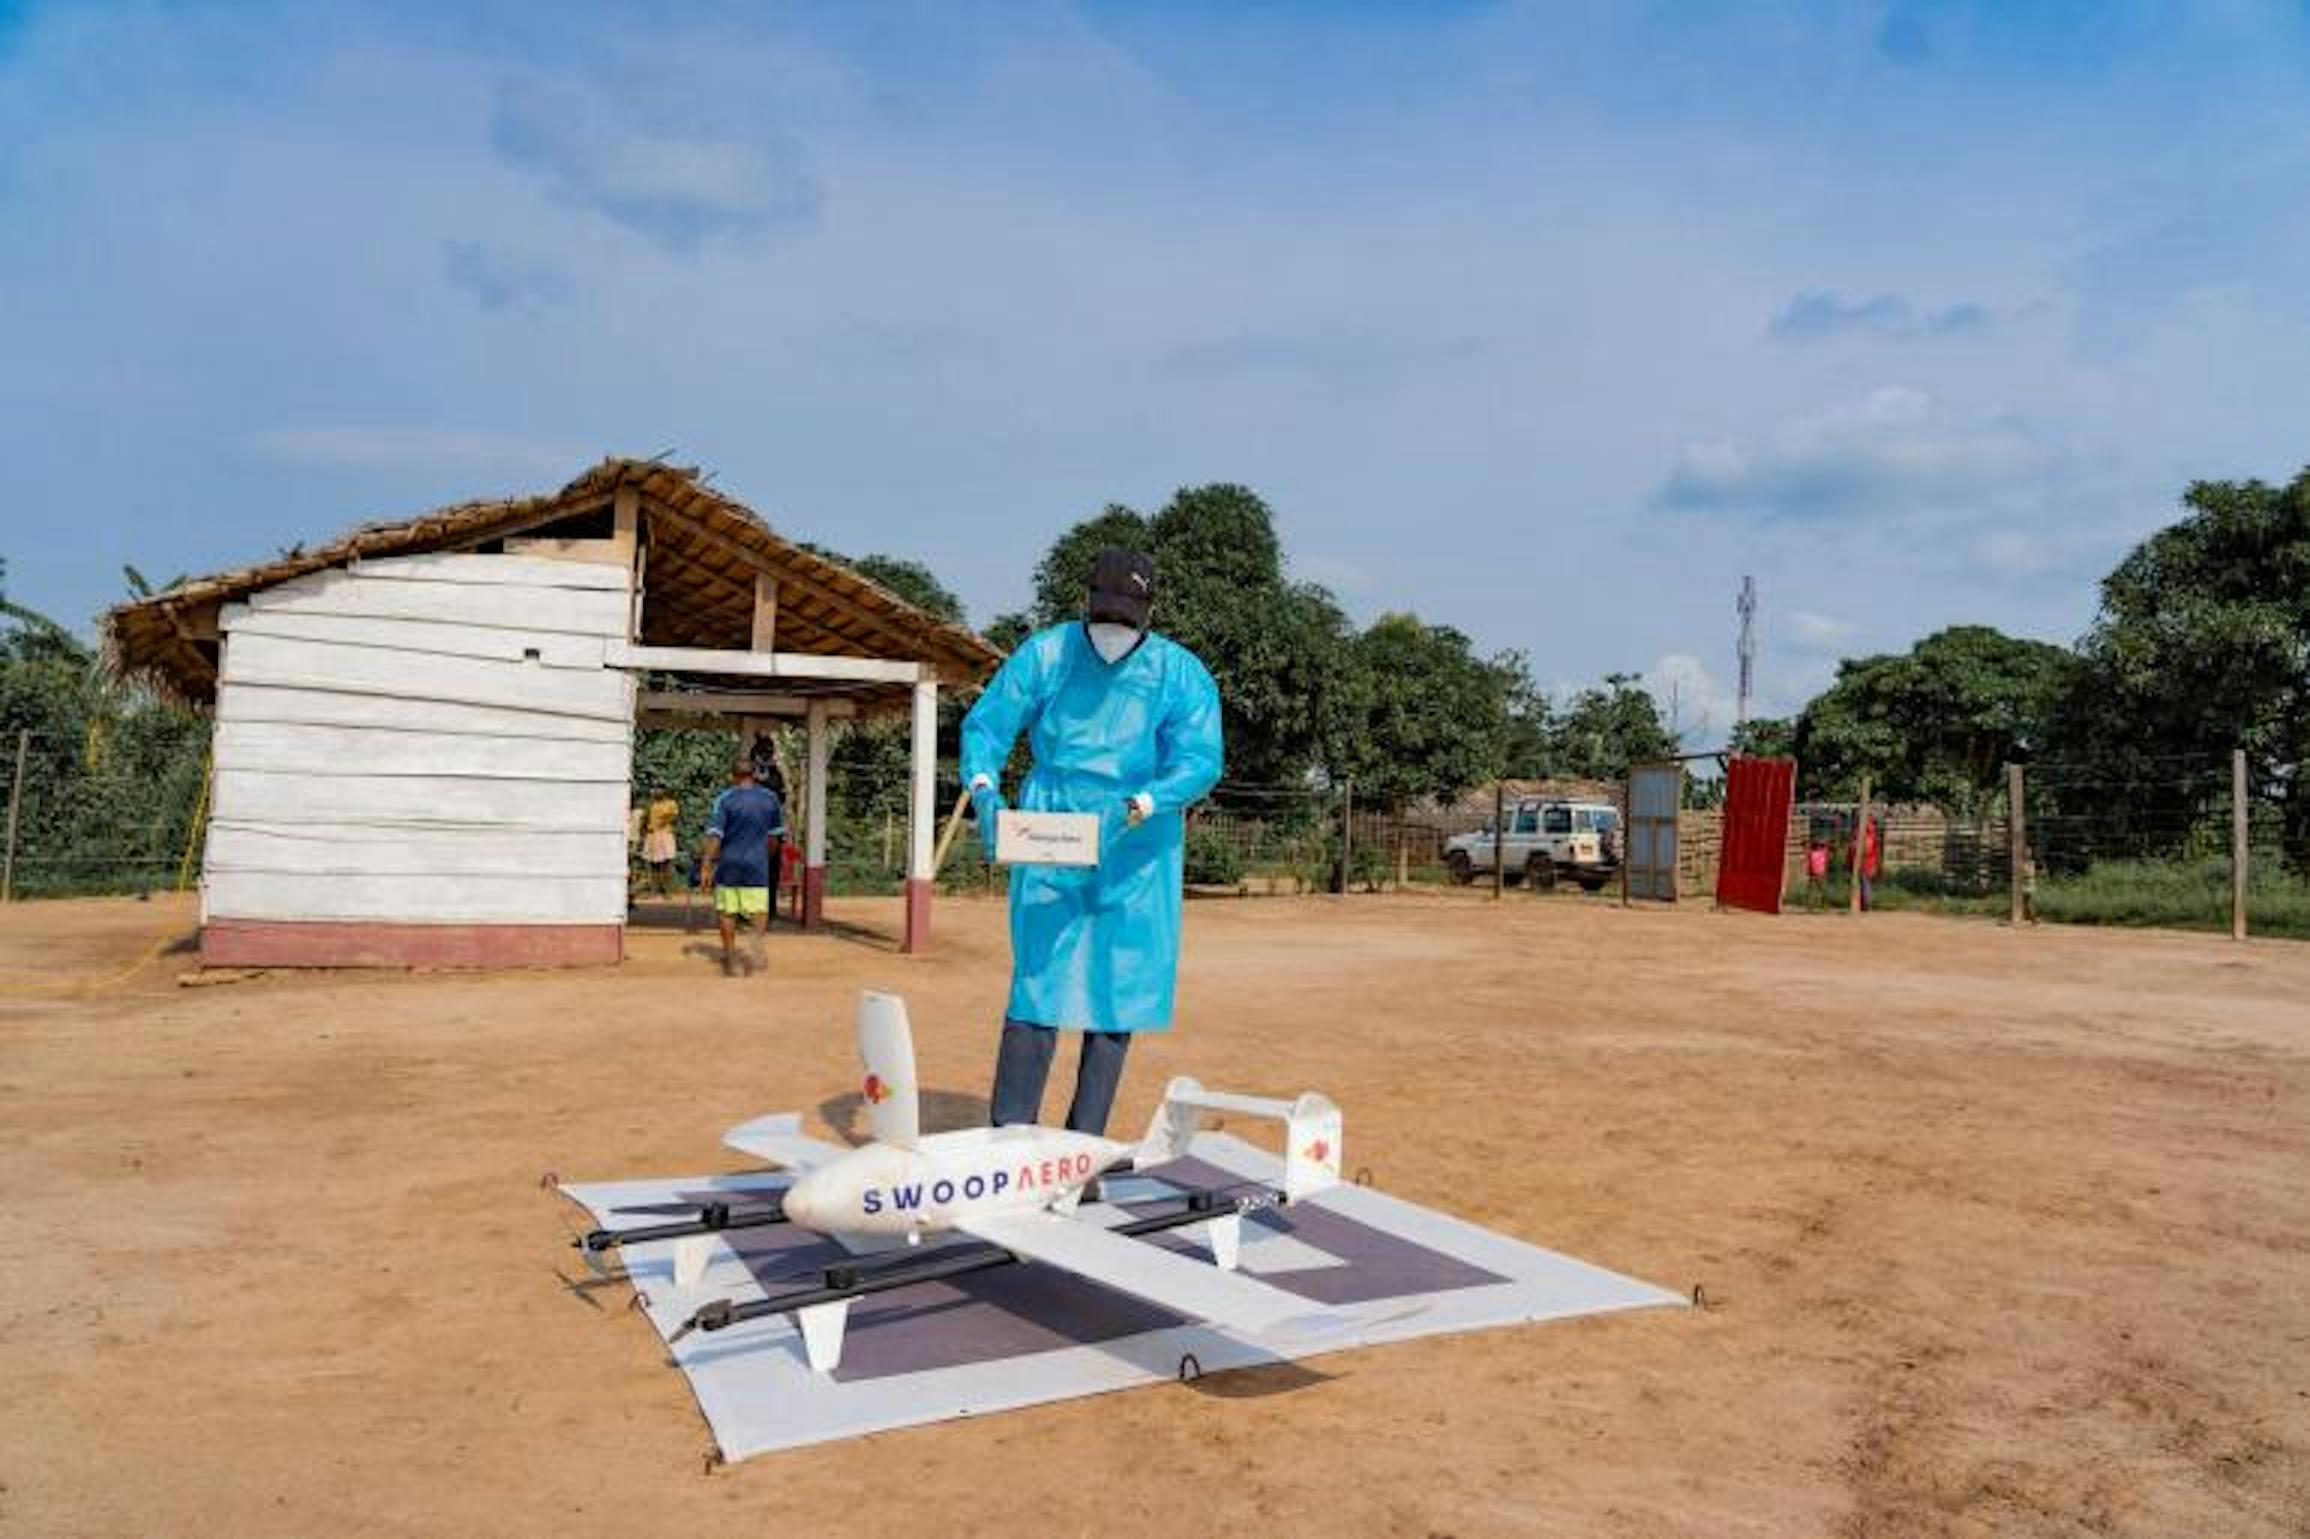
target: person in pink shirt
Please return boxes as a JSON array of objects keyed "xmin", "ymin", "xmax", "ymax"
[{"xmin": 1805, "ymin": 838, "xmax": 1830, "ymax": 910}]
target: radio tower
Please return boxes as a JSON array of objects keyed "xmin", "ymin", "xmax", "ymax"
[{"xmin": 1735, "ymin": 575, "xmax": 1757, "ymax": 729}]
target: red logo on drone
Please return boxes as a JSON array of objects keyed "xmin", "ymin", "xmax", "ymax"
[
  {"xmin": 862, "ymin": 1073, "xmax": 892, "ymax": 1104},
  {"xmin": 1305, "ymin": 1138, "xmax": 1332, "ymax": 1166}
]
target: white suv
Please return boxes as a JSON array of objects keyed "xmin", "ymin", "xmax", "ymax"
[{"xmin": 1444, "ymin": 799, "xmax": 1620, "ymax": 891}]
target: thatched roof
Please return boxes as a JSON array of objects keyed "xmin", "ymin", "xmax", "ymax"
[{"xmin": 104, "ymin": 457, "xmax": 1002, "ymax": 709}]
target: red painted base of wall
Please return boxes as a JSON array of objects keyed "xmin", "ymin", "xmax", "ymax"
[
  {"xmin": 801, "ymin": 864, "xmax": 827, "ymax": 929},
  {"xmin": 902, "ymin": 876, "xmax": 932, "ymax": 954},
  {"xmin": 202, "ymin": 919, "xmax": 624, "ymax": 970}
]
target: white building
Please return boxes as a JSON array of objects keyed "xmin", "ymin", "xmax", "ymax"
[{"xmin": 105, "ymin": 458, "xmax": 999, "ymax": 967}]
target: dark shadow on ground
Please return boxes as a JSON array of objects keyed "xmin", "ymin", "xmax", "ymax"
[
  {"xmin": 1178, "ymin": 1359, "xmax": 1338, "ymax": 1399},
  {"xmin": 818, "ymin": 1086, "xmax": 991, "ymax": 1145},
  {"xmin": 626, "ymin": 899, "xmax": 899, "ymax": 952}
]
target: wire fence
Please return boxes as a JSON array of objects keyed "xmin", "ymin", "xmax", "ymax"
[
  {"xmin": 5, "ymin": 720, "xmax": 2306, "ymax": 942},
  {"xmin": 0, "ymin": 725, "xmax": 212, "ymax": 900}
]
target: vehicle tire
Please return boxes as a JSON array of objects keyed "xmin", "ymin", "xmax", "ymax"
[
  {"xmin": 1446, "ymin": 850, "xmax": 1474, "ymax": 885},
  {"xmin": 1578, "ymin": 874, "xmax": 1607, "ymax": 893},
  {"xmin": 1526, "ymin": 853, "xmax": 1557, "ymax": 891}
]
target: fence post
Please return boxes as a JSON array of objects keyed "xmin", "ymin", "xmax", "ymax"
[
  {"xmin": 2, "ymin": 728, "xmax": 26, "ymax": 903},
  {"xmin": 1492, "ymin": 781, "xmax": 1506, "ymax": 901},
  {"xmin": 1337, "ymin": 777, "xmax": 1353, "ymax": 896},
  {"xmin": 2007, "ymin": 762, "xmax": 2026, "ymax": 928},
  {"xmin": 2226, "ymin": 744, "xmax": 2245, "ymax": 933},
  {"xmin": 1849, "ymin": 773, "xmax": 1872, "ymax": 916}
]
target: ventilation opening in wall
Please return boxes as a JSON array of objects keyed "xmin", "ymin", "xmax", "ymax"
[
  {"xmin": 522, "ymin": 647, "xmax": 542, "ymax": 662},
  {"xmin": 524, "ymin": 504, "xmax": 617, "ymax": 541}
]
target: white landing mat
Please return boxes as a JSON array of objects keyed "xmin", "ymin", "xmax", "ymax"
[{"xmin": 561, "ymin": 1133, "xmax": 1682, "ymax": 1460}]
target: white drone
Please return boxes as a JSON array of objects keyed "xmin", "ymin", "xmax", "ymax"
[{"xmin": 581, "ymin": 991, "xmax": 1348, "ymax": 1372}]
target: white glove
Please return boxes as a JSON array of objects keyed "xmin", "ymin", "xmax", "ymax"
[{"xmin": 1126, "ymin": 792, "xmax": 1155, "ymax": 826}]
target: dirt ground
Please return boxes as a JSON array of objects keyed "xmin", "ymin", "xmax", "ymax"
[{"xmin": 2, "ymin": 891, "xmax": 2306, "ymax": 1538}]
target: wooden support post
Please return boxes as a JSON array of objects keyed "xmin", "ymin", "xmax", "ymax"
[
  {"xmin": 2007, "ymin": 762, "xmax": 2026, "ymax": 928},
  {"xmin": 1492, "ymin": 781, "xmax": 1506, "ymax": 901},
  {"xmin": 802, "ymin": 700, "xmax": 829, "ymax": 929},
  {"xmin": 1849, "ymin": 773, "xmax": 1872, "ymax": 915},
  {"xmin": 627, "ymin": 530, "xmax": 649, "ymax": 641},
  {"xmin": 750, "ymin": 574, "xmax": 779, "ymax": 653},
  {"xmin": 1337, "ymin": 778, "xmax": 1354, "ymax": 895},
  {"xmin": 2232, "ymin": 747, "xmax": 2249, "ymax": 942},
  {"xmin": 902, "ymin": 680, "xmax": 938, "ymax": 954},
  {"xmin": 2, "ymin": 728, "xmax": 27, "ymax": 902},
  {"xmin": 1619, "ymin": 780, "xmax": 1631, "ymax": 908}
]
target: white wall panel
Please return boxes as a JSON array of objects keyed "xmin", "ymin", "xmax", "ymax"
[
  {"xmin": 211, "ymin": 770, "xmax": 626, "ymax": 831},
  {"xmin": 222, "ymin": 607, "xmax": 608, "ymax": 669},
  {"xmin": 206, "ymin": 871, "xmax": 627, "ymax": 924},
  {"xmin": 205, "ymin": 551, "xmax": 639, "ymax": 930},
  {"xmin": 349, "ymin": 551, "xmax": 633, "ymax": 589},
  {"xmin": 214, "ymin": 720, "xmax": 628, "ymax": 782},
  {"xmin": 246, "ymin": 572, "xmax": 630, "ymax": 637},
  {"xmin": 206, "ymin": 822, "xmax": 625, "ymax": 878},
  {"xmin": 218, "ymin": 684, "xmax": 631, "ymax": 743},
  {"xmin": 224, "ymin": 633, "xmax": 632, "ymax": 719}
]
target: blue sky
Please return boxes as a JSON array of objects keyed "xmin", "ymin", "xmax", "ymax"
[{"xmin": 3, "ymin": 0, "xmax": 2307, "ymax": 735}]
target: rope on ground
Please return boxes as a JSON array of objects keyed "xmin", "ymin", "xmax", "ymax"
[{"xmin": 0, "ymin": 748, "xmax": 211, "ymax": 997}]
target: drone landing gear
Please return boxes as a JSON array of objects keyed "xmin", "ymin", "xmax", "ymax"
[{"xmin": 672, "ymin": 1184, "xmax": 1274, "ymax": 1370}]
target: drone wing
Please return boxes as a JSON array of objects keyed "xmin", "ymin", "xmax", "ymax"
[
  {"xmin": 721, "ymin": 1112, "xmax": 846, "ymax": 1172},
  {"xmin": 954, "ymin": 1209, "xmax": 1329, "ymax": 1340}
]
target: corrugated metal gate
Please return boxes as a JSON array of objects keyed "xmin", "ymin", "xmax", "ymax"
[
  {"xmin": 1627, "ymin": 762, "xmax": 1682, "ymax": 900},
  {"xmin": 1715, "ymin": 754, "xmax": 1797, "ymax": 914}
]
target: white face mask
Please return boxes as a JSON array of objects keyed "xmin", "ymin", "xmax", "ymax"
[{"xmin": 1087, "ymin": 621, "xmax": 1142, "ymax": 663}]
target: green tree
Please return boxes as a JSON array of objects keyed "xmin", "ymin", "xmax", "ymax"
[
  {"xmin": 1024, "ymin": 485, "xmax": 1351, "ymax": 793},
  {"xmin": 1729, "ymin": 715, "xmax": 1795, "ymax": 758},
  {"xmin": 843, "ymin": 554, "xmax": 964, "ymax": 625},
  {"xmin": 1326, "ymin": 614, "xmax": 1522, "ymax": 809},
  {"xmin": 0, "ymin": 579, "xmax": 209, "ymax": 897},
  {"xmin": 1545, "ymin": 673, "xmax": 1679, "ymax": 779},
  {"xmin": 1793, "ymin": 625, "xmax": 2073, "ymax": 809},
  {"xmin": 2054, "ymin": 469, "xmax": 2310, "ymax": 867}
]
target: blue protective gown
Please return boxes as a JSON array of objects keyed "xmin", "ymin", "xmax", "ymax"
[{"xmin": 960, "ymin": 623, "xmax": 1224, "ymax": 1033}]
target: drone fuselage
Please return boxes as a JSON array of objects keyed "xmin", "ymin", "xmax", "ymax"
[{"xmin": 780, "ymin": 1124, "xmax": 1131, "ymax": 1239}]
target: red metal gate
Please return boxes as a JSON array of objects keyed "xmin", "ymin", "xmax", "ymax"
[{"xmin": 1715, "ymin": 755, "xmax": 1796, "ymax": 914}]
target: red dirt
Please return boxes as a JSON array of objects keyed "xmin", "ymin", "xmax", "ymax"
[{"xmin": 2, "ymin": 891, "xmax": 2306, "ymax": 1537}]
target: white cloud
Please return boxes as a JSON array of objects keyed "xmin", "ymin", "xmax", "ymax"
[
  {"xmin": 489, "ymin": 80, "xmax": 820, "ymax": 253},
  {"xmin": 1296, "ymin": 552, "xmax": 1375, "ymax": 596},
  {"xmin": 1785, "ymin": 609, "xmax": 1859, "ymax": 649},
  {"xmin": 247, "ymin": 427, "xmax": 587, "ymax": 479},
  {"xmin": 1769, "ymin": 291, "xmax": 1990, "ymax": 341},
  {"xmin": 1658, "ymin": 386, "xmax": 2053, "ymax": 521},
  {"xmin": 1645, "ymin": 651, "xmax": 1743, "ymax": 747},
  {"xmin": 1975, "ymin": 529, "xmax": 2053, "ymax": 576},
  {"xmin": 441, "ymin": 240, "xmax": 572, "ymax": 314}
]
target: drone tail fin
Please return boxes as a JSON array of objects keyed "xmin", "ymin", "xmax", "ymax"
[
  {"xmin": 856, "ymin": 990, "xmax": 921, "ymax": 1148},
  {"xmin": 1136, "ymin": 1079, "xmax": 1342, "ymax": 1204}
]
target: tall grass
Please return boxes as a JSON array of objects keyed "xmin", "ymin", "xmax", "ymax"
[{"xmin": 1787, "ymin": 856, "xmax": 2310, "ymax": 938}]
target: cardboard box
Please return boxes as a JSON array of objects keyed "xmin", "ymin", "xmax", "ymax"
[{"xmin": 995, "ymin": 809, "xmax": 1101, "ymax": 866}]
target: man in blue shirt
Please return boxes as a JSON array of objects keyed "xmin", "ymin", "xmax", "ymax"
[{"xmin": 699, "ymin": 757, "xmax": 786, "ymax": 977}]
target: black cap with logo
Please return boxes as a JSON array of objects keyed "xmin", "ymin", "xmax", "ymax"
[{"xmin": 1086, "ymin": 547, "xmax": 1155, "ymax": 629}]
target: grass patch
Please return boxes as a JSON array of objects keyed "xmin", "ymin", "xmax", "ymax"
[{"xmin": 1786, "ymin": 857, "xmax": 2310, "ymax": 939}]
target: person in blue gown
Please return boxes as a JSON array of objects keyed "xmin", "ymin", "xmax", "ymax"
[{"xmin": 960, "ymin": 548, "xmax": 1223, "ymax": 1137}]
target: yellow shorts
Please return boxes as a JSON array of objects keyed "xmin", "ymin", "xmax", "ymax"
[{"xmin": 714, "ymin": 886, "xmax": 770, "ymax": 916}]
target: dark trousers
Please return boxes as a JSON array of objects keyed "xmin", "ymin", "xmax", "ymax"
[{"xmin": 990, "ymin": 1019, "xmax": 1133, "ymax": 1136}]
